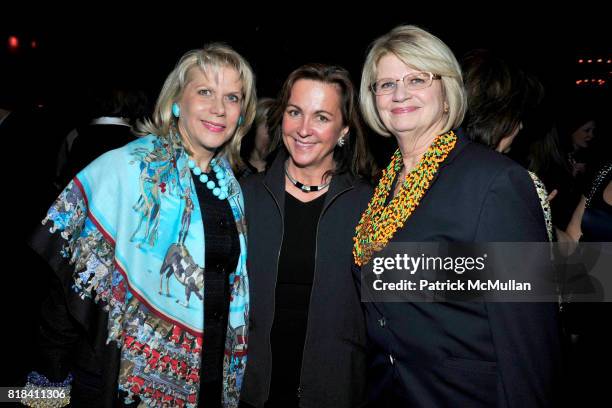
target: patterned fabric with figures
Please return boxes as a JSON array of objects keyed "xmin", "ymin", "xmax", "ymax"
[{"xmin": 35, "ymin": 132, "xmax": 249, "ymax": 408}]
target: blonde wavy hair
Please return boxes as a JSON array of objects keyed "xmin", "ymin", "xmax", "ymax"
[{"xmin": 139, "ymin": 43, "xmax": 257, "ymax": 170}]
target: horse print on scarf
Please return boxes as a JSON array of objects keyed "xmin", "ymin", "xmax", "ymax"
[
  {"xmin": 33, "ymin": 134, "xmax": 249, "ymax": 407},
  {"xmin": 159, "ymin": 243, "xmax": 204, "ymax": 308}
]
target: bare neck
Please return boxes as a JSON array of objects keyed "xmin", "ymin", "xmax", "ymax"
[
  {"xmin": 191, "ymin": 151, "xmax": 215, "ymax": 172},
  {"xmin": 178, "ymin": 129, "xmax": 215, "ymax": 171},
  {"xmin": 397, "ymin": 131, "xmax": 437, "ymax": 171}
]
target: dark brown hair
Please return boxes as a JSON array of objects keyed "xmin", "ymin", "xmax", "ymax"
[
  {"xmin": 462, "ymin": 49, "xmax": 542, "ymax": 149},
  {"xmin": 268, "ymin": 63, "xmax": 374, "ymax": 179}
]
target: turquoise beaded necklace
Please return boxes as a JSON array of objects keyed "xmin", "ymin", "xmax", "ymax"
[{"xmin": 188, "ymin": 158, "xmax": 230, "ymax": 200}]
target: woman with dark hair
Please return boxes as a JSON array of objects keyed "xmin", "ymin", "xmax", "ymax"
[
  {"xmin": 239, "ymin": 64, "xmax": 374, "ymax": 407},
  {"xmin": 550, "ymin": 101, "xmax": 602, "ymax": 228},
  {"xmin": 238, "ymin": 97, "xmax": 276, "ymax": 178},
  {"xmin": 463, "ymin": 49, "xmax": 539, "ymax": 152},
  {"xmin": 462, "ymin": 49, "xmax": 554, "ymax": 240},
  {"xmin": 558, "ymin": 106, "xmax": 598, "ymax": 180}
]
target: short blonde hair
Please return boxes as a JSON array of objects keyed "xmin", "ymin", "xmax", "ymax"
[
  {"xmin": 360, "ymin": 25, "xmax": 466, "ymax": 137},
  {"xmin": 139, "ymin": 43, "xmax": 257, "ymax": 170}
]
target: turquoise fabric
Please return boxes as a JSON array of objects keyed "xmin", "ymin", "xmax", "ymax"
[{"xmin": 42, "ymin": 132, "xmax": 249, "ymax": 407}]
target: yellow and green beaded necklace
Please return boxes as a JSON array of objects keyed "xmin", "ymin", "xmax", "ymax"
[{"xmin": 353, "ymin": 131, "xmax": 457, "ymax": 266}]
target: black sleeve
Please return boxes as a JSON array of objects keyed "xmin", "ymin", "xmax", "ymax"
[
  {"xmin": 36, "ymin": 272, "xmax": 81, "ymax": 382},
  {"xmin": 476, "ymin": 165, "xmax": 562, "ymax": 407},
  {"xmin": 29, "ymin": 221, "xmax": 84, "ymax": 383}
]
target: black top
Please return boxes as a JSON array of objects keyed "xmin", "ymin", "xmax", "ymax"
[
  {"xmin": 193, "ymin": 172, "xmax": 240, "ymax": 407},
  {"xmin": 268, "ymin": 191, "xmax": 326, "ymax": 406}
]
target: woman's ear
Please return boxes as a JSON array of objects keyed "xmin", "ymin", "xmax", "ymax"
[{"xmin": 341, "ymin": 125, "xmax": 350, "ymax": 138}]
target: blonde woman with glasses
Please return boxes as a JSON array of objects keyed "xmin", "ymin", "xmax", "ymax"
[{"xmin": 353, "ymin": 25, "xmax": 561, "ymax": 407}]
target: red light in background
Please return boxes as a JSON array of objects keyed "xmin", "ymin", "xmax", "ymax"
[
  {"xmin": 8, "ymin": 35, "xmax": 19, "ymax": 50},
  {"xmin": 31, "ymin": 40, "xmax": 37, "ymax": 49}
]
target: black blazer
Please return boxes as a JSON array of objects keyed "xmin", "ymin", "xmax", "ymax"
[
  {"xmin": 240, "ymin": 151, "xmax": 372, "ymax": 408},
  {"xmin": 358, "ymin": 132, "xmax": 561, "ymax": 408}
]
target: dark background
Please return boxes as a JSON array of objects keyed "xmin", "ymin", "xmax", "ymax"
[
  {"xmin": 1, "ymin": 8, "xmax": 610, "ymax": 388},
  {"xmin": 2, "ymin": 10, "xmax": 610, "ymax": 109}
]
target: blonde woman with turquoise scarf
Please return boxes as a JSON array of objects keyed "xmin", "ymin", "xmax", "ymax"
[{"xmin": 25, "ymin": 43, "xmax": 256, "ymax": 408}]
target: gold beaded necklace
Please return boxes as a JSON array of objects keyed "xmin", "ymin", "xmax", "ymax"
[{"xmin": 353, "ymin": 131, "xmax": 457, "ymax": 266}]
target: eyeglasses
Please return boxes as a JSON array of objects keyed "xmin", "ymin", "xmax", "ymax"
[{"xmin": 371, "ymin": 72, "xmax": 442, "ymax": 95}]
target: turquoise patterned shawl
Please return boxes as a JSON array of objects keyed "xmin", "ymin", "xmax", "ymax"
[{"xmin": 41, "ymin": 132, "xmax": 249, "ymax": 407}]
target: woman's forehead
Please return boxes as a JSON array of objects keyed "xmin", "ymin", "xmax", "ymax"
[{"xmin": 187, "ymin": 64, "xmax": 242, "ymax": 87}]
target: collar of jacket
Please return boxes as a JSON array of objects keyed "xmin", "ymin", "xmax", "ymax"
[{"xmin": 263, "ymin": 148, "xmax": 355, "ymax": 216}]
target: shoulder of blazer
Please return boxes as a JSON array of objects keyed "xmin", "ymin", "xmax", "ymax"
[
  {"xmin": 323, "ymin": 175, "xmax": 373, "ymax": 219},
  {"xmin": 239, "ymin": 172, "xmax": 267, "ymax": 198},
  {"xmin": 447, "ymin": 140, "xmax": 529, "ymax": 185},
  {"xmin": 349, "ymin": 177, "xmax": 375, "ymax": 204}
]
